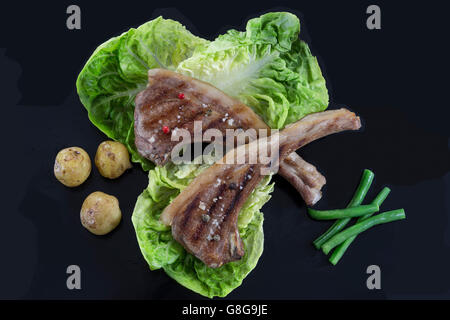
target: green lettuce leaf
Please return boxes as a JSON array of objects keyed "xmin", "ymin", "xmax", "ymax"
[
  {"xmin": 78, "ymin": 12, "xmax": 328, "ymax": 298},
  {"xmin": 132, "ymin": 160, "xmax": 274, "ymax": 298},
  {"xmin": 76, "ymin": 17, "xmax": 209, "ymax": 170},
  {"xmin": 177, "ymin": 12, "xmax": 328, "ymax": 128}
]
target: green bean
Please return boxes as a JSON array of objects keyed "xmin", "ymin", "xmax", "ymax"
[
  {"xmin": 329, "ymin": 187, "xmax": 391, "ymax": 265},
  {"xmin": 308, "ymin": 203, "xmax": 379, "ymax": 220},
  {"xmin": 313, "ymin": 219, "xmax": 351, "ymax": 249},
  {"xmin": 371, "ymin": 187, "xmax": 391, "ymax": 208},
  {"xmin": 322, "ymin": 208, "xmax": 406, "ymax": 255},
  {"xmin": 313, "ymin": 169, "xmax": 375, "ymax": 249},
  {"xmin": 347, "ymin": 169, "xmax": 376, "ymax": 207}
]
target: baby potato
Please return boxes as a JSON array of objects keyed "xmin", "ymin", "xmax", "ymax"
[
  {"xmin": 95, "ymin": 141, "xmax": 132, "ymax": 179},
  {"xmin": 54, "ymin": 147, "xmax": 91, "ymax": 187},
  {"xmin": 80, "ymin": 191, "xmax": 122, "ymax": 235}
]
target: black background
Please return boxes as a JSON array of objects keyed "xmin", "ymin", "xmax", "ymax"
[{"xmin": 0, "ymin": 1, "xmax": 449, "ymax": 300}]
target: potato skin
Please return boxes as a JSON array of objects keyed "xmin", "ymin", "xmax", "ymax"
[
  {"xmin": 80, "ymin": 191, "xmax": 122, "ymax": 235},
  {"xmin": 95, "ymin": 141, "xmax": 132, "ymax": 179},
  {"xmin": 54, "ymin": 147, "xmax": 91, "ymax": 187}
]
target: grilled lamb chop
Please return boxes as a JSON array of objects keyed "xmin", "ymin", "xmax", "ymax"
[
  {"xmin": 135, "ymin": 69, "xmax": 325, "ymax": 205},
  {"xmin": 160, "ymin": 108, "xmax": 361, "ymax": 267}
]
